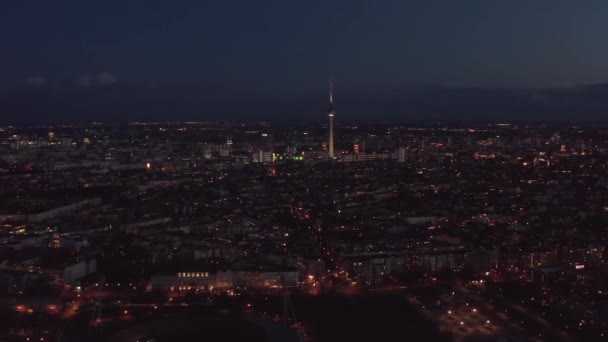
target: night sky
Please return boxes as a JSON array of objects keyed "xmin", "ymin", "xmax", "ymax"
[{"xmin": 2, "ymin": 0, "xmax": 608, "ymax": 123}]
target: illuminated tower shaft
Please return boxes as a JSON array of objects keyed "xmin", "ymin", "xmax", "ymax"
[
  {"xmin": 328, "ymin": 82, "xmax": 335, "ymax": 158},
  {"xmin": 329, "ymin": 116, "xmax": 334, "ymax": 158}
]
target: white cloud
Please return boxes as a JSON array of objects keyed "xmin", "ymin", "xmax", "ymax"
[
  {"xmin": 98, "ymin": 72, "xmax": 117, "ymax": 85},
  {"xmin": 78, "ymin": 72, "xmax": 117, "ymax": 87},
  {"xmin": 25, "ymin": 76, "xmax": 48, "ymax": 87}
]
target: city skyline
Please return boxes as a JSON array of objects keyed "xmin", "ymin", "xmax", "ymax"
[
  {"xmin": 2, "ymin": 120, "xmax": 608, "ymax": 341},
  {"xmin": 4, "ymin": 2, "xmax": 608, "ymax": 341}
]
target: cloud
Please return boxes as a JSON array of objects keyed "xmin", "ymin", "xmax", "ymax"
[
  {"xmin": 25, "ymin": 76, "xmax": 48, "ymax": 87},
  {"xmin": 98, "ymin": 72, "xmax": 117, "ymax": 85},
  {"xmin": 78, "ymin": 72, "xmax": 117, "ymax": 87}
]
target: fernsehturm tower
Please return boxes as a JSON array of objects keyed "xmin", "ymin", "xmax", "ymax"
[{"xmin": 328, "ymin": 81, "xmax": 335, "ymax": 159}]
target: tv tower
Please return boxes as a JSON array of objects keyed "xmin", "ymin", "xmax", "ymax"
[{"xmin": 328, "ymin": 81, "xmax": 335, "ymax": 159}]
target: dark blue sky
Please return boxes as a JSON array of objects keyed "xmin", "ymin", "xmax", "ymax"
[{"xmin": 2, "ymin": 0, "xmax": 608, "ymax": 122}]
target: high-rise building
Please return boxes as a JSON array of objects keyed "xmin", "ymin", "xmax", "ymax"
[
  {"xmin": 398, "ymin": 147, "xmax": 407, "ymax": 163},
  {"xmin": 226, "ymin": 134, "xmax": 234, "ymax": 150},
  {"xmin": 328, "ymin": 82, "xmax": 335, "ymax": 158},
  {"xmin": 255, "ymin": 150, "xmax": 274, "ymax": 163},
  {"xmin": 203, "ymin": 145, "xmax": 213, "ymax": 159}
]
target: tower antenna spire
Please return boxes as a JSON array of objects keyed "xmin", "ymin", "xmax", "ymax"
[{"xmin": 328, "ymin": 80, "xmax": 335, "ymax": 159}]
